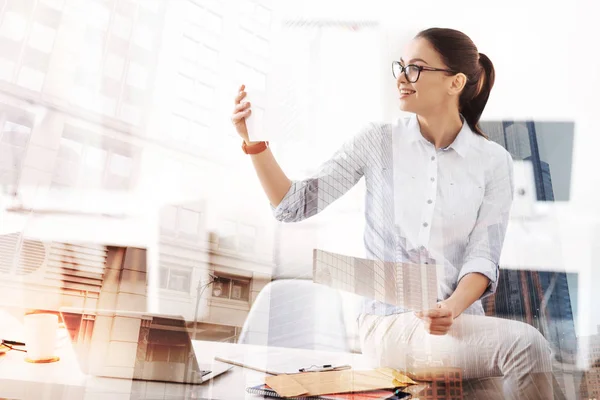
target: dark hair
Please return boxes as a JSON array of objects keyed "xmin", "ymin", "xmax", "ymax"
[{"xmin": 415, "ymin": 28, "xmax": 495, "ymax": 138}]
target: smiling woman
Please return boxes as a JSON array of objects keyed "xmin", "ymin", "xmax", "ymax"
[
  {"xmin": 232, "ymin": 27, "xmax": 553, "ymax": 400},
  {"xmin": 394, "ymin": 28, "xmax": 495, "ymax": 141}
]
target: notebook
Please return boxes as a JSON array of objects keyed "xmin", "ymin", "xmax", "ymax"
[{"xmin": 246, "ymin": 384, "xmax": 410, "ymax": 400}]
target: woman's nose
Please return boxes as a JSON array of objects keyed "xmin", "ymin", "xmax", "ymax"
[{"xmin": 397, "ymin": 71, "xmax": 408, "ymax": 85}]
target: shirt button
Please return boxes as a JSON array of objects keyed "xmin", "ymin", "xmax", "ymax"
[
  {"xmin": 427, "ymin": 199, "xmax": 433, "ymax": 204},
  {"xmin": 431, "ymin": 156, "xmax": 435, "ymax": 161},
  {"xmin": 430, "ymin": 177, "xmax": 435, "ymax": 182},
  {"xmin": 423, "ymin": 222, "xmax": 429, "ymax": 227}
]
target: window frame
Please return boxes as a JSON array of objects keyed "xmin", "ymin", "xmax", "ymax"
[
  {"xmin": 0, "ymin": 111, "xmax": 34, "ymax": 192},
  {"xmin": 158, "ymin": 264, "xmax": 193, "ymax": 294},
  {"xmin": 211, "ymin": 273, "xmax": 251, "ymax": 302},
  {"xmin": 51, "ymin": 124, "xmax": 139, "ymax": 191}
]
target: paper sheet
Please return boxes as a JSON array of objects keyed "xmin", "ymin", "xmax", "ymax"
[{"xmin": 313, "ymin": 249, "xmax": 438, "ymax": 311}]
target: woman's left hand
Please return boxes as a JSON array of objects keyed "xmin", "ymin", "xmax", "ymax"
[{"xmin": 415, "ymin": 301, "xmax": 455, "ymax": 335}]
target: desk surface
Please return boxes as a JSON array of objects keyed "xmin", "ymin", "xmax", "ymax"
[{"xmin": 0, "ymin": 332, "xmax": 371, "ymax": 400}]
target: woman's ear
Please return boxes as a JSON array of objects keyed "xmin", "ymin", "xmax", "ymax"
[{"xmin": 448, "ymin": 73, "xmax": 467, "ymax": 95}]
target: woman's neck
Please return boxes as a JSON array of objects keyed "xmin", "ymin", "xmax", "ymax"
[{"xmin": 416, "ymin": 111, "xmax": 463, "ymax": 150}]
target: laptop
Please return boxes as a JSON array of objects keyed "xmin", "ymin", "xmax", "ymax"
[{"xmin": 59, "ymin": 308, "xmax": 233, "ymax": 384}]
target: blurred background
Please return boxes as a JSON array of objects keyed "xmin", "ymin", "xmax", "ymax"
[{"xmin": 0, "ymin": 0, "xmax": 598, "ymax": 398}]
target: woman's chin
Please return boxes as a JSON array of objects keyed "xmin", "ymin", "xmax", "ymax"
[{"xmin": 399, "ymin": 103, "xmax": 414, "ymax": 113}]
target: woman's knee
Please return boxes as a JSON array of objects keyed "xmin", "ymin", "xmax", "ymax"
[{"xmin": 510, "ymin": 322, "xmax": 553, "ymax": 369}]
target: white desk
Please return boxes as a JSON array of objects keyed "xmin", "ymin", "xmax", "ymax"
[{"xmin": 0, "ymin": 332, "xmax": 371, "ymax": 400}]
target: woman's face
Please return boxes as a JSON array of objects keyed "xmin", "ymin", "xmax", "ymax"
[{"xmin": 396, "ymin": 37, "xmax": 459, "ymax": 115}]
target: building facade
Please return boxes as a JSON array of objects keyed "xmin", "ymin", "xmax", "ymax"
[
  {"xmin": 579, "ymin": 325, "xmax": 600, "ymax": 399},
  {"xmin": 481, "ymin": 119, "xmax": 579, "ymax": 397},
  {"xmin": 0, "ymin": 0, "xmax": 277, "ymax": 343}
]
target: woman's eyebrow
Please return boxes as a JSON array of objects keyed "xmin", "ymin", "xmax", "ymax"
[{"xmin": 399, "ymin": 57, "xmax": 429, "ymax": 64}]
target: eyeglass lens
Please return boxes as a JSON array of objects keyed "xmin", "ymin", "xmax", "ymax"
[{"xmin": 392, "ymin": 63, "xmax": 420, "ymax": 83}]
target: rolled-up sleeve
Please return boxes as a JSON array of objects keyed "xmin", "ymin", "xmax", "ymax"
[
  {"xmin": 457, "ymin": 150, "xmax": 514, "ymax": 299},
  {"xmin": 270, "ymin": 123, "xmax": 375, "ymax": 223}
]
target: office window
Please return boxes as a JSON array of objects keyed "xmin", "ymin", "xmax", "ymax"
[
  {"xmin": 119, "ymin": 102, "xmax": 142, "ymax": 126},
  {"xmin": 104, "ymin": 53, "xmax": 125, "ymax": 81},
  {"xmin": 238, "ymin": 224, "xmax": 256, "ymax": 252},
  {"xmin": 168, "ymin": 114, "xmax": 190, "ymax": 142},
  {"xmin": 181, "ymin": 36, "xmax": 198, "ymax": 62},
  {"xmin": 238, "ymin": 1, "xmax": 272, "ymax": 36},
  {"xmin": 39, "ymin": 0, "xmax": 65, "ymax": 10},
  {"xmin": 187, "ymin": 122, "xmax": 209, "ymax": 147},
  {"xmin": 126, "ymin": 61, "xmax": 149, "ymax": 90},
  {"xmin": 198, "ymin": 44, "xmax": 219, "ymax": 69},
  {"xmin": 196, "ymin": 82, "xmax": 214, "ymax": 108},
  {"xmin": 52, "ymin": 127, "xmax": 136, "ymax": 190},
  {"xmin": 201, "ymin": 9, "xmax": 222, "ymax": 36},
  {"xmin": 160, "ymin": 204, "xmax": 204, "ymax": 241},
  {"xmin": 160, "ymin": 205, "xmax": 178, "ymax": 232},
  {"xmin": 167, "ymin": 114, "xmax": 210, "ymax": 148},
  {"xmin": 36, "ymin": 4, "xmax": 63, "ymax": 28},
  {"xmin": 179, "ymin": 208, "xmax": 201, "ymax": 236},
  {"xmin": 183, "ymin": 21, "xmax": 204, "ymax": 43},
  {"xmin": 0, "ymin": 12, "xmax": 27, "ymax": 42},
  {"xmin": 106, "ymin": 152, "xmax": 133, "ymax": 189},
  {"xmin": 183, "ymin": 1, "xmax": 222, "ymax": 36},
  {"xmin": 239, "ymin": 28, "xmax": 269, "ymax": 58},
  {"xmin": 53, "ymin": 137, "xmax": 82, "ymax": 186},
  {"xmin": 175, "ymin": 73, "xmax": 194, "ymax": 102},
  {"xmin": 83, "ymin": 145, "xmax": 107, "ymax": 173},
  {"xmin": 28, "ymin": 23, "xmax": 56, "ymax": 53},
  {"xmin": 212, "ymin": 275, "xmax": 251, "ymax": 301},
  {"xmin": 217, "ymin": 220, "xmax": 237, "ymax": 250},
  {"xmin": 139, "ymin": 0, "xmax": 159, "ymax": 13},
  {"xmin": 255, "ymin": 5, "xmax": 272, "ymax": 25},
  {"xmin": 173, "ymin": 99, "xmax": 199, "ymax": 122},
  {"xmin": 235, "ymin": 62, "xmax": 266, "ymax": 91},
  {"xmin": 0, "ymin": 59, "xmax": 15, "ymax": 82},
  {"xmin": 0, "ymin": 120, "xmax": 32, "ymax": 187},
  {"xmin": 81, "ymin": 0, "xmax": 110, "ymax": 31},
  {"xmin": 132, "ymin": 23, "xmax": 154, "ymax": 50},
  {"xmin": 159, "ymin": 266, "xmax": 192, "ymax": 293},
  {"xmin": 112, "ymin": 14, "xmax": 132, "ymax": 40},
  {"xmin": 217, "ymin": 220, "xmax": 256, "ymax": 253},
  {"xmin": 178, "ymin": 57, "xmax": 197, "ymax": 81}
]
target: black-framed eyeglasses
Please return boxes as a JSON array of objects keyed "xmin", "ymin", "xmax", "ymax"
[{"xmin": 392, "ymin": 61, "xmax": 457, "ymax": 83}]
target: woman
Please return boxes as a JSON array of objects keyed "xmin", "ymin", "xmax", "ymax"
[{"xmin": 231, "ymin": 28, "xmax": 553, "ymax": 399}]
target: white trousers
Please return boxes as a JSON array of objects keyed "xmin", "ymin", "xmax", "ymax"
[{"xmin": 358, "ymin": 311, "xmax": 555, "ymax": 400}]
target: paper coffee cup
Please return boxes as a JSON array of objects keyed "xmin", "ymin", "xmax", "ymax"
[{"xmin": 24, "ymin": 313, "xmax": 59, "ymax": 362}]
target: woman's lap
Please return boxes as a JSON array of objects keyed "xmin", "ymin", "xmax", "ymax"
[{"xmin": 357, "ymin": 311, "xmax": 553, "ymax": 380}]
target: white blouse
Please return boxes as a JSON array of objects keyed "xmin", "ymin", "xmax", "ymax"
[{"xmin": 272, "ymin": 114, "xmax": 514, "ymax": 315}]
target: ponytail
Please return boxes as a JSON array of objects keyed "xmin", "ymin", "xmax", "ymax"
[
  {"xmin": 416, "ymin": 29, "xmax": 496, "ymax": 138},
  {"xmin": 461, "ymin": 52, "xmax": 495, "ymax": 138}
]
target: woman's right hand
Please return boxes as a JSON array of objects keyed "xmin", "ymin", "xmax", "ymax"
[{"xmin": 231, "ymin": 84, "xmax": 252, "ymax": 143}]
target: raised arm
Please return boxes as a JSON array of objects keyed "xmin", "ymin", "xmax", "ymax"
[
  {"xmin": 270, "ymin": 123, "xmax": 374, "ymax": 222},
  {"xmin": 231, "ymin": 85, "xmax": 374, "ymax": 223},
  {"xmin": 231, "ymin": 84, "xmax": 292, "ymax": 207}
]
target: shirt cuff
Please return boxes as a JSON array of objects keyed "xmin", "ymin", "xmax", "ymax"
[{"xmin": 457, "ymin": 258, "xmax": 499, "ymax": 299}]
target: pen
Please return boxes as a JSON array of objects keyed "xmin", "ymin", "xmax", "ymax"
[
  {"xmin": 1, "ymin": 340, "xmax": 26, "ymax": 347},
  {"xmin": 298, "ymin": 364, "xmax": 352, "ymax": 373}
]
